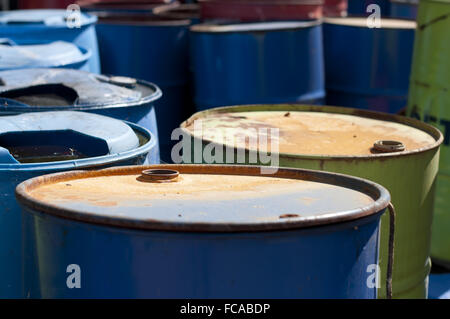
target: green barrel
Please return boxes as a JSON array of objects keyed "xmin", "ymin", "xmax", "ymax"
[
  {"xmin": 179, "ymin": 104, "xmax": 443, "ymax": 299},
  {"xmin": 407, "ymin": 0, "xmax": 450, "ymax": 269}
]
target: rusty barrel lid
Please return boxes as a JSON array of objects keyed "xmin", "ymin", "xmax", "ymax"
[
  {"xmin": 180, "ymin": 105, "xmax": 443, "ymax": 159},
  {"xmin": 16, "ymin": 164, "xmax": 390, "ymax": 232}
]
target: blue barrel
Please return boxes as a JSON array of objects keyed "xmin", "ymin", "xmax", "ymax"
[
  {"xmin": 348, "ymin": 0, "xmax": 391, "ymax": 15},
  {"xmin": 323, "ymin": 17, "xmax": 416, "ymax": 114},
  {"xmin": 0, "ymin": 40, "xmax": 91, "ymax": 71},
  {"xmin": 0, "ymin": 9, "xmax": 100, "ymax": 73},
  {"xmin": 390, "ymin": 0, "xmax": 418, "ymax": 20},
  {"xmin": 0, "ymin": 68, "xmax": 162, "ymax": 161},
  {"xmin": 16, "ymin": 165, "xmax": 391, "ymax": 298},
  {"xmin": 190, "ymin": 21, "xmax": 325, "ymax": 111},
  {"xmin": 0, "ymin": 111, "xmax": 157, "ymax": 298},
  {"xmin": 92, "ymin": 11, "xmax": 193, "ymax": 162}
]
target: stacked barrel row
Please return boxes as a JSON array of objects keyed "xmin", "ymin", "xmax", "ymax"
[{"xmin": 0, "ymin": 0, "xmax": 448, "ymax": 300}]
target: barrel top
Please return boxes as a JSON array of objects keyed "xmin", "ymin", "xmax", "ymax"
[
  {"xmin": 190, "ymin": 20, "xmax": 321, "ymax": 33},
  {"xmin": 181, "ymin": 106, "xmax": 440, "ymax": 157},
  {"xmin": 0, "ymin": 9, "xmax": 97, "ymax": 27},
  {"xmin": 324, "ymin": 17, "xmax": 416, "ymax": 29},
  {"xmin": 0, "ymin": 111, "xmax": 140, "ymax": 164},
  {"xmin": 0, "ymin": 41, "xmax": 89, "ymax": 70},
  {"xmin": 16, "ymin": 165, "xmax": 390, "ymax": 232},
  {"xmin": 0, "ymin": 68, "xmax": 161, "ymax": 109}
]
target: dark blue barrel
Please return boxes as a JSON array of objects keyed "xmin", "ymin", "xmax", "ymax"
[
  {"xmin": 152, "ymin": 3, "xmax": 201, "ymax": 23},
  {"xmin": 0, "ymin": 40, "xmax": 91, "ymax": 71},
  {"xmin": 390, "ymin": 0, "xmax": 418, "ymax": 20},
  {"xmin": 323, "ymin": 17, "xmax": 416, "ymax": 114},
  {"xmin": 190, "ymin": 21, "xmax": 325, "ymax": 111},
  {"xmin": 0, "ymin": 68, "xmax": 162, "ymax": 161},
  {"xmin": 16, "ymin": 165, "xmax": 391, "ymax": 298},
  {"xmin": 348, "ymin": 0, "xmax": 391, "ymax": 15},
  {"xmin": 0, "ymin": 9, "xmax": 100, "ymax": 73},
  {"xmin": 92, "ymin": 11, "xmax": 193, "ymax": 162},
  {"xmin": 0, "ymin": 111, "xmax": 157, "ymax": 298}
]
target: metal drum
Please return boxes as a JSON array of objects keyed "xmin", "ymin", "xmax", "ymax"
[
  {"xmin": 407, "ymin": 0, "xmax": 450, "ymax": 269},
  {"xmin": 0, "ymin": 40, "xmax": 91, "ymax": 71},
  {"xmin": 323, "ymin": 17, "xmax": 416, "ymax": 114},
  {"xmin": 323, "ymin": 0, "xmax": 348, "ymax": 17},
  {"xmin": 390, "ymin": 0, "xmax": 418, "ymax": 19},
  {"xmin": 180, "ymin": 104, "xmax": 443, "ymax": 299},
  {"xmin": 78, "ymin": 0, "xmax": 172, "ymax": 13},
  {"xmin": 198, "ymin": 0, "xmax": 323, "ymax": 21},
  {"xmin": 0, "ymin": 9, "xmax": 100, "ymax": 73},
  {"xmin": 91, "ymin": 11, "xmax": 193, "ymax": 162},
  {"xmin": 153, "ymin": 2, "xmax": 201, "ymax": 22},
  {"xmin": 0, "ymin": 68, "xmax": 162, "ymax": 162},
  {"xmin": 0, "ymin": 111, "xmax": 157, "ymax": 298},
  {"xmin": 16, "ymin": 164, "xmax": 391, "ymax": 298},
  {"xmin": 190, "ymin": 21, "xmax": 325, "ymax": 111}
]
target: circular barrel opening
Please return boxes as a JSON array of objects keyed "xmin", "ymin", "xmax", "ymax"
[
  {"xmin": 139, "ymin": 169, "xmax": 180, "ymax": 183},
  {"xmin": 372, "ymin": 140, "xmax": 406, "ymax": 153}
]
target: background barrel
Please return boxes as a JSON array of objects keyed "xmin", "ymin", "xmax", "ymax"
[
  {"xmin": 323, "ymin": 17, "xmax": 416, "ymax": 114},
  {"xmin": 0, "ymin": 111, "xmax": 157, "ymax": 298},
  {"xmin": 0, "ymin": 9, "xmax": 100, "ymax": 73},
  {"xmin": 390, "ymin": 0, "xmax": 418, "ymax": 19},
  {"xmin": 407, "ymin": 0, "xmax": 450, "ymax": 269},
  {"xmin": 180, "ymin": 104, "xmax": 443, "ymax": 299},
  {"xmin": 190, "ymin": 21, "xmax": 325, "ymax": 111},
  {"xmin": 16, "ymin": 164, "xmax": 390, "ymax": 298}
]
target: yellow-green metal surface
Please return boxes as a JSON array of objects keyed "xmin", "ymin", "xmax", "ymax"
[
  {"xmin": 407, "ymin": 0, "xmax": 450, "ymax": 268},
  {"xmin": 180, "ymin": 104, "xmax": 443, "ymax": 299}
]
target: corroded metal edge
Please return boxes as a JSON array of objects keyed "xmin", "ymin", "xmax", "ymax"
[
  {"xmin": 180, "ymin": 104, "xmax": 444, "ymax": 161},
  {"xmin": 15, "ymin": 164, "xmax": 390, "ymax": 233}
]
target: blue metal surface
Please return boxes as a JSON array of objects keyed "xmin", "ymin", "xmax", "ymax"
[
  {"xmin": 429, "ymin": 273, "xmax": 450, "ymax": 299},
  {"xmin": 348, "ymin": 0, "xmax": 391, "ymax": 16},
  {"xmin": 323, "ymin": 18, "xmax": 416, "ymax": 114},
  {"xmin": 16, "ymin": 165, "xmax": 390, "ymax": 298},
  {"xmin": 0, "ymin": 9, "xmax": 100, "ymax": 73},
  {"xmin": 0, "ymin": 40, "xmax": 90, "ymax": 71},
  {"xmin": 0, "ymin": 68, "xmax": 162, "ymax": 161},
  {"xmin": 190, "ymin": 21, "xmax": 325, "ymax": 111},
  {"xmin": 94, "ymin": 13, "xmax": 193, "ymax": 162},
  {"xmin": 0, "ymin": 112, "xmax": 157, "ymax": 299},
  {"xmin": 390, "ymin": 0, "xmax": 418, "ymax": 20}
]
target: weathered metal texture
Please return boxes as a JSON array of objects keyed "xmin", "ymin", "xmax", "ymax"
[
  {"xmin": 0, "ymin": 40, "xmax": 91, "ymax": 71},
  {"xmin": 0, "ymin": 68, "xmax": 162, "ymax": 162},
  {"xmin": 93, "ymin": 12, "xmax": 193, "ymax": 162},
  {"xmin": 407, "ymin": 0, "xmax": 450, "ymax": 269},
  {"xmin": 16, "ymin": 164, "xmax": 390, "ymax": 298},
  {"xmin": 190, "ymin": 21, "xmax": 325, "ymax": 111},
  {"xmin": 0, "ymin": 112, "xmax": 157, "ymax": 299},
  {"xmin": 347, "ymin": 0, "xmax": 391, "ymax": 16},
  {"xmin": 78, "ymin": 0, "xmax": 171, "ymax": 13},
  {"xmin": 153, "ymin": 3, "xmax": 201, "ymax": 23},
  {"xmin": 0, "ymin": 10, "xmax": 100, "ymax": 74},
  {"xmin": 18, "ymin": 0, "xmax": 78, "ymax": 9},
  {"xmin": 323, "ymin": 17, "xmax": 416, "ymax": 114},
  {"xmin": 180, "ymin": 104, "xmax": 443, "ymax": 299},
  {"xmin": 390, "ymin": 0, "xmax": 419, "ymax": 20},
  {"xmin": 323, "ymin": 0, "xmax": 348, "ymax": 17},
  {"xmin": 199, "ymin": 0, "xmax": 323, "ymax": 21}
]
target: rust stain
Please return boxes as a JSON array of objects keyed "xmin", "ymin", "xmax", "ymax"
[
  {"xmin": 279, "ymin": 214, "xmax": 300, "ymax": 219},
  {"xmin": 419, "ymin": 13, "xmax": 450, "ymax": 31}
]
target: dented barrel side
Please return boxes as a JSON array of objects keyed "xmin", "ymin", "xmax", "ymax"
[{"xmin": 407, "ymin": 0, "xmax": 450, "ymax": 269}]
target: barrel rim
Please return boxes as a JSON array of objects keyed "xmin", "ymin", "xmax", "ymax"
[
  {"xmin": 0, "ymin": 120, "xmax": 156, "ymax": 171},
  {"xmin": 179, "ymin": 104, "xmax": 443, "ymax": 160},
  {"xmin": 92, "ymin": 10, "xmax": 192, "ymax": 26},
  {"xmin": 323, "ymin": 17, "xmax": 417, "ymax": 29},
  {"xmin": 0, "ymin": 9, "xmax": 98, "ymax": 28},
  {"xmin": 0, "ymin": 73, "xmax": 163, "ymax": 112},
  {"xmin": 15, "ymin": 164, "xmax": 390, "ymax": 233},
  {"xmin": 190, "ymin": 20, "xmax": 322, "ymax": 33}
]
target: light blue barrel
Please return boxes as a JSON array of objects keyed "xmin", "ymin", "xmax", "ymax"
[
  {"xmin": 0, "ymin": 40, "xmax": 91, "ymax": 71},
  {"xmin": 16, "ymin": 165, "xmax": 391, "ymax": 298},
  {"xmin": 91, "ymin": 11, "xmax": 193, "ymax": 162},
  {"xmin": 0, "ymin": 111, "xmax": 157, "ymax": 298},
  {"xmin": 323, "ymin": 17, "xmax": 416, "ymax": 113},
  {"xmin": 190, "ymin": 21, "xmax": 325, "ymax": 111},
  {"xmin": 0, "ymin": 9, "xmax": 100, "ymax": 73},
  {"xmin": 0, "ymin": 68, "xmax": 162, "ymax": 161}
]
